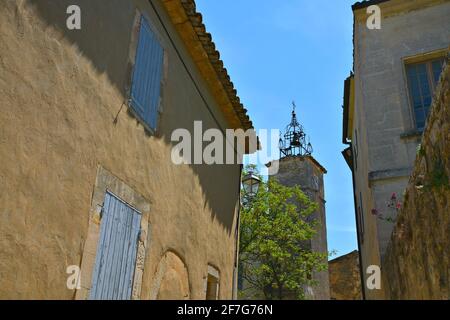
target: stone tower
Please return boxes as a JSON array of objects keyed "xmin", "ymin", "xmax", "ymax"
[{"xmin": 267, "ymin": 103, "xmax": 330, "ymax": 300}]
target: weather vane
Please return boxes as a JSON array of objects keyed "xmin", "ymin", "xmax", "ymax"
[{"xmin": 279, "ymin": 101, "xmax": 313, "ymax": 158}]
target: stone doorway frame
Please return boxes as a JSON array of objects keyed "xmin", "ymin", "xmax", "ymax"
[{"xmin": 75, "ymin": 166, "xmax": 151, "ymax": 300}]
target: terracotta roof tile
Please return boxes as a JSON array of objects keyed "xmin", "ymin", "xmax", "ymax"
[
  {"xmin": 179, "ymin": 0, "xmax": 253, "ymax": 130},
  {"xmin": 352, "ymin": 0, "xmax": 390, "ymax": 10}
]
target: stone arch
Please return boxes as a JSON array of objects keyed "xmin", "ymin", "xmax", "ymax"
[{"xmin": 150, "ymin": 250, "xmax": 190, "ymax": 300}]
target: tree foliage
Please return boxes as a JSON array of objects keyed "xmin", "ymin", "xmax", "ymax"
[{"xmin": 239, "ymin": 165, "xmax": 328, "ymax": 300}]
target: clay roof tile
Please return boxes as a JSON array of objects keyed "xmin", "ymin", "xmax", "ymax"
[{"xmin": 178, "ymin": 0, "xmax": 254, "ymax": 130}]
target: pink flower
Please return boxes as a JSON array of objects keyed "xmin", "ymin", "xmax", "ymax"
[
  {"xmin": 391, "ymin": 193, "xmax": 397, "ymax": 200},
  {"xmin": 396, "ymin": 203, "xmax": 402, "ymax": 210}
]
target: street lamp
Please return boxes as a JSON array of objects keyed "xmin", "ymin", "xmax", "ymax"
[
  {"xmin": 237, "ymin": 169, "xmax": 261, "ymax": 298},
  {"xmin": 242, "ymin": 170, "xmax": 261, "ymax": 197}
]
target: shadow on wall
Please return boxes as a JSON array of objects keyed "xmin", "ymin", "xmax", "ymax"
[
  {"xmin": 28, "ymin": 0, "xmax": 135, "ymax": 97},
  {"xmin": 25, "ymin": 0, "xmax": 239, "ymax": 234}
]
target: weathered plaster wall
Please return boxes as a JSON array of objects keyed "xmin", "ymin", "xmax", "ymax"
[
  {"xmin": 382, "ymin": 63, "xmax": 449, "ymax": 300},
  {"xmin": 329, "ymin": 251, "xmax": 362, "ymax": 300},
  {"xmin": 151, "ymin": 251, "xmax": 191, "ymax": 300},
  {"xmin": 0, "ymin": 0, "xmax": 241, "ymax": 299},
  {"xmin": 352, "ymin": 1, "xmax": 450, "ymax": 299}
]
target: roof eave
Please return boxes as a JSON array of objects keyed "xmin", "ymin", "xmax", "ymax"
[
  {"xmin": 352, "ymin": 0, "xmax": 391, "ymax": 11},
  {"xmin": 160, "ymin": 0, "xmax": 254, "ymax": 132}
]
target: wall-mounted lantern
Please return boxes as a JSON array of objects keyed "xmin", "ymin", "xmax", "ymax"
[{"xmin": 242, "ymin": 170, "xmax": 261, "ymax": 198}]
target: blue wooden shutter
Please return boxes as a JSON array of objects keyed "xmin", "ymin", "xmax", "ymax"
[
  {"xmin": 89, "ymin": 192, "xmax": 142, "ymax": 300},
  {"xmin": 130, "ymin": 15, "xmax": 164, "ymax": 131}
]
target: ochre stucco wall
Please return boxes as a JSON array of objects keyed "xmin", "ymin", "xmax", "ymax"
[{"xmin": 0, "ymin": 0, "xmax": 241, "ymax": 299}]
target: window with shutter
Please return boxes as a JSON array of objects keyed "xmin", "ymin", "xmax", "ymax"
[
  {"xmin": 130, "ymin": 15, "xmax": 164, "ymax": 131},
  {"xmin": 406, "ymin": 58, "xmax": 444, "ymax": 131}
]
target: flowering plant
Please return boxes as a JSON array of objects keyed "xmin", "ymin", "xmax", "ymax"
[
  {"xmin": 371, "ymin": 193, "xmax": 402, "ymax": 224},
  {"xmin": 387, "ymin": 193, "xmax": 402, "ymax": 211}
]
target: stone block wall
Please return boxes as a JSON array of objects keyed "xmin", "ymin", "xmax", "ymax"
[
  {"xmin": 329, "ymin": 251, "xmax": 362, "ymax": 300},
  {"xmin": 382, "ymin": 61, "xmax": 449, "ymax": 299}
]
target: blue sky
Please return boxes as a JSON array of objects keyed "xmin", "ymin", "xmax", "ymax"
[{"xmin": 195, "ymin": 0, "xmax": 358, "ymax": 258}]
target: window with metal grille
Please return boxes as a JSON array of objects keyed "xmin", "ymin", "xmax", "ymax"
[
  {"xmin": 130, "ymin": 15, "xmax": 164, "ymax": 132},
  {"xmin": 406, "ymin": 58, "xmax": 444, "ymax": 131}
]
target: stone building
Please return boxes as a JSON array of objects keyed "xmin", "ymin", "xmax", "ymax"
[
  {"xmin": 0, "ymin": 0, "xmax": 256, "ymax": 299},
  {"xmin": 268, "ymin": 107, "xmax": 330, "ymax": 300},
  {"xmin": 329, "ymin": 251, "xmax": 362, "ymax": 300},
  {"xmin": 341, "ymin": 0, "xmax": 450, "ymax": 299},
  {"xmin": 382, "ymin": 62, "xmax": 449, "ymax": 300}
]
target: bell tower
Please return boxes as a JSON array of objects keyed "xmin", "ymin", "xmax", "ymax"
[{"xmin": 268, "ymin": 102, "xmax": 330, "ymax": 300}]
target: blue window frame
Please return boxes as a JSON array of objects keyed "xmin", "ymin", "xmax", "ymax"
[
  {"xmin": 406, "ymin": 58, "xmax": 444, "ymax": 131},
  {"xmin": 130, "ymin": 15, "xmax": 164, "ymax": 131}
]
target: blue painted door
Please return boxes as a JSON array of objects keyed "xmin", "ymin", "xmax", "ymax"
[{"xmin": 89, "ymin": 192, "xmax": 142, "ymax": 300}]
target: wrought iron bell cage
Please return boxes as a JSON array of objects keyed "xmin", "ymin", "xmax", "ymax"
[{"xmin": 279, "ymin": 102, "xmax": 313, "ymax": 158}]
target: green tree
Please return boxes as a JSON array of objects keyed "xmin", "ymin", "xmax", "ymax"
[{"xmin": 239, "ymin": 165, "xmax": 328, "ymax": 300}]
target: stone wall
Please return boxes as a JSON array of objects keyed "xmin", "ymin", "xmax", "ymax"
[
  {"xmin": 382, "ymin": 61, "xmax": 449, "ymax": 300},
  {"xmin": 329, "ymin": 251, "xmax": 362, "ymax": 300}
]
